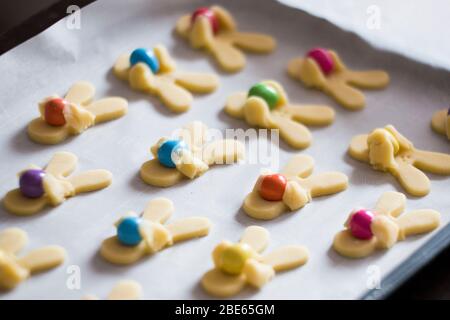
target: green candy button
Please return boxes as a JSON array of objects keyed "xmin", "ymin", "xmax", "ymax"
[{"xmin": 248, "ymin": 83, "xmax": 279, "ymax": 109}]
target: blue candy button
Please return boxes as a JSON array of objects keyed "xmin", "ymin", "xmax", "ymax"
[
  {"xmin": 130, "ymin": 48, "xmax": 160, "ymax": 74},
  {"xmin": 117, "ymin": 216, "xmax": 142, "ymax": 246},
  {"xmin": 157, "ymin": 139, "xmax": 187, "ymax": 168}
]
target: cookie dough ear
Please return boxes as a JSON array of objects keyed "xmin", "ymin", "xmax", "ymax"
[
  {"xmin": 327, "ymin": 50, "xmax": 345, "ymax": 71},
  {"xmin": 142, "ymin": 197, "xmax": 174, "ymax": 223},
  {"xmin": 239, "ymin": 226, "xmax": 269, "ymax": 253},
  {"xmin": 0, "ymin": 228, "xmax": 28, "ymax": 254},
  {"xmin": 374, "ymin": 191, "xmax": 406, "ymax": 218},
  {"xmin": 261, "ymin": 245, "xmax": 309, "ymax": 271},
  {"xmin": 346, "ymin": 70, "xmax": 390, "ymax": 89},
  {"xmin": 108, "ymin": 280, "xmax": 142, "ymax": 300},
  {"xmin": 67, "ymin": 170, "xmax": 112, "ymax": 194},
  {"xmin": 153, "ymin": 45, "xmax": 176, "ymax": 73},
  {"xmin": 65, "ymin": 81, "xmax": 95, "ymax": 105},
  {"xmin": 84, "ymin": 97, "xmax": 128, "ymax": 123},
  {"xmin": 17, "ymin": 245, "xmax": 65, "ymax": 273},
  {"xmin": 45, "ymin": 152, "xmax": 78, "ymax": 178},
  {"xmin": 202, "ymin": 139, "xmax": 245, "ymax": 165},
  {"xmin": 281, "ymin": 154, "xmax": 314, "ymax": 178},
  {"xmin": 397, "ymin": 209, "xmax": 440, "ymax": 239},
  {"xmin": 392, "ymin": 161, "xmax": 431, "ymax": 197}
]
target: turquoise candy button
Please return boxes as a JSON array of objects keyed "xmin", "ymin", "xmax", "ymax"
[
  {"xmin": 130, "ymin": 48, "xmax": 160, "ymax": 74},
  {"xmin": 157, "ymin": 139, "xmax": 188, "ymax": 168},
  {"xmin": 248, "ymin": 83, "xmax": 279, "ymax": 109},
  {"xmin": 117, "ymin": 216, "xmax": 142, "ymax": 246}
]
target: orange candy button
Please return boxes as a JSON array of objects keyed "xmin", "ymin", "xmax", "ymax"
[
  {"xmin": 44, "ymin": 98, "xmax": 67, "ymax": 126},
  {"xmin": 259, "ymin": 174, "xmax": 287, "ymax": 201}
]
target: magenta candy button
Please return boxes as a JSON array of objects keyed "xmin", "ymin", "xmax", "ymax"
[
  {"xmin": 349, "ymin": 209, "xmax": 374, "ymax": 240},
  {"xmin": 307, "ymin": 48, "xmax": 334, "ymax": 75}
]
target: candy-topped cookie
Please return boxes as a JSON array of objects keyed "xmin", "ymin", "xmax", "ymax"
[
  {"xmin": 28, "ymin": 81, "xmax": 127, "ymax": 144},
  {"xmin": 288, "ymin": 48, "xmax": 389, "ymax": 110},
  {"xmin": 431, "ymin": 107, "xmax": 450, "ymax": 140},
  {"xmin": 0, "ymin": 227, "xmax": 66, "ymax": 290},
  {"xmin": 3, "ymin": 152, "xmax": 112, "ymax": 215},
  {"xmin": 333, "ymin": 191, "xmax": 440, "ymax": 258},
  {"xmin": 201, "ymin": 226, "xmax": 308, "ymax": 297},
  {"xmin": 113, "ymin": 45, "xmax": 219, "ymax": 113},
  {"xmin": 243, "ymin": 155, "xmax": 348, "ymax": 220},
  {"xmin": 100, "ymin": 197, "xmax": 211, "ymax": 265},
  {"xmin": 348, "ymin": 125, "xmax": 450, "ymax": 196},
  {"xmin": 225, "ymin": 80, "xmax": 335, "ymax": 149},
  {"xmin": 82, "ymin": 280, "xmax": 142, "ymax": 300},
  {"xmin": 140, "ymin": 121, "xmax": 244, "ymax": 187},
  {"xmin": 175, "ymin": 6, "xmax": 276, "ymax": 72}
]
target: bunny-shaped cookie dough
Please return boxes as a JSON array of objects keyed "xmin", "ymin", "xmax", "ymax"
[
  {"xmin": 175, "ymin": 6, "xmax": 276, "ymax": 73},
  {"xmin": 3, "ymin": 152, "xmax": 112, "ymax": 215},
  {"xmin": 0, "ymin": 228, "xmax": 66, "ymax": 290},
  {"xmin": 288, "ymin": 48, "xmax": 389, "ymax": 110},
  {"xmin": 348, "ymin": 125, "xmax": 450, "ymax": 196},
  {"xmin": 28, "ymin": 81, "xmax": 127, "ymax": 144},
  {"xmin": 244, "ymin": 155, "xmax": 348, "ymax": 220},
  {"xmin": 140, "ymin": 121, "xmax": 244, "ymax": 187},
  {"xmin": 225, "ymin": 80, "xmax": 335, "ymax": 149},
  {"xmin": 333, "ymin": 191, "xmax": 440, "ymax": 258},
  {"xmin": 431, "ymin": 107, "xmax": 450, "ymax": 140},
  {"xmin": 113, "ymin": 45, "xmax": 218, "ymax": 113},
  {"xmin": 100, "ymin": 198, "xmax": 211, "ymax": 265},
  {"xmin": 201, "ymin": 226, "xmax": 308, "ymax": 297},
  {"xmin": 83, "ymin": 280, "xmax": 142, "ymax": 300}
]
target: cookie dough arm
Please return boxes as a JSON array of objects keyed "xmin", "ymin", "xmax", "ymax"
[
  {"xmin": 261, "ymin": 245, "xmax": 309, "ymax": 272},
  {"xmin": 153, "ymin": 79, "xmax": 193, "ymax": 113},
  {"xmin": 325, "ymin": 80, "xmax": 366, "ymax": 111},
  {"xmin": 173, "ymin": 72, "xmax": 219, "ymax": 93},
  {"xmin": 202, "ymin": 139, "xmax": 245, "ymax": 165},
  {"xmin": 299, "ymin": 172, "xmax": 348, "ymax": 198},
  {"xmin": 64, "ymin": 81, "xmax": 95, "ymax": 105},
  {"xmin": 0, "ymin": 228, "xmax": 28, "ymax": 254},
  {"xmin": 67, "ymin": 170, "xmax": 112, "ymax": 194},
  {"xmin": 45, "ymin": 152, "xmax": 78, "ymax": 177},
  {"xmin": 280, "ymin": 154, "xmax": 314, "ymax": 178},
  {"xmin": 142, "ymin": 197, "xmax": 174, "ymax": 223},
  {"xmin": 391, "ymin": 160, "xmax": 430, "ymax": 197},
  {"xmin": 108, "ymin": 280, "xmax": 142, "ymax": 300},
  {"xmin": 210, "ymin": 40, "xmax": 246, "ymax": 73},
  {"xmin": 374, "ymin": 191, "xmax": 406, "ymax": 218},
  {"xmin": 346, "ymin": 70, "xmax": 390, "ymax": 89},
  {"xmin": 397, "ymin": 209, "xmax": 440, "ymax": 239},
  {"xmin": 270, "ymin": 114, "xmax": 312, "ymax": 149},
  {"xmin": 84, "ymin": 97, "xmax": 128, "ymax": 123},
  {"xmin": 165, "ymin": 217, "xmax": 211, "ymax": 243},
  {"xmin": 228, "ymin": 32, "xmax": 276, "ymax": 53},
  {"xmin": 239, "ymin": 226, "xmax": 269, "ymax": 253},
  {"xmin": 412, "ymin": 149, "xmax": 450, "ymax": 175},
  {"xmin": 285, "ymin": 104, "xmax": 335, "ymax": 126},
  {"xmin": 17, "ymin": 246, "xmax": 65, "ymax": 273}
]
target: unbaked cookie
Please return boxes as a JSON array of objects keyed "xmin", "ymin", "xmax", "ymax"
[
  {"xmin": 288, "ymin": 48, "xmax": 389, "ymax": 110},
  {"xmin": 140, "ymin": 121, "xmax": 244, "ymax": 187},
  {"xmin": 113, "ymin": 45, "xmax": 219, "ymax": 113},
  {"xmin": 3, "ymin": 151, "xmax": 112, "ymax": 215},
  {"xmin": 225, "ymin": 80, "xmax": 335, "ymax": 149},
  {"xmin": 243, "ymin": 155, "xmax": 348, "ymax": 220},
  {"xmin": 431, "ymin": 107, "xmax": 450, "ymax": 140},
  {"xmin": 82, "ymin": 280, "xmax": 142, "ymax": 300},
  {"xmin": 175, "ymin": 6, "xmax": 276, "ymax": 73},
  {"xmin": 348, "ymin": 125, "xmax": 450, "ymax": 196},
  {"xmin": 201, "ymin": 226, "xmax": 308, "ymax": 297},
  {"xmin": 27, "ymin": 81, "xmax": 127, "ymax": 144},
  {"xmin": 333, "ymin": 191, "xmax": 440, "ymax": 258},
  {"xmin": 100, "ymin": 197, "xmax": 211, "ymax": 265},
  {"xmin": 0, "ymin": 227, "xmax": 66, "ymax": 290}
]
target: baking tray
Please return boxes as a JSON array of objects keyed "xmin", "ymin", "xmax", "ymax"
[{"xmin": 0, "ymin": 0, "xmax": 449, "ymax": 299}]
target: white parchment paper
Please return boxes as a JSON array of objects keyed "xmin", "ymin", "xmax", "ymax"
[{"xmin": 0, "ymin": 0, "xmax": 449, "ymax": 299}]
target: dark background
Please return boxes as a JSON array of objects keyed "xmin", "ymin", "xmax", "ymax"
[{"xmin": 1, "ymin": 0, "xmax": 449, "ymax": 299}]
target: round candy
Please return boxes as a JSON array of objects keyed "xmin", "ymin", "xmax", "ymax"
[
  {"xmin": 447, "ymin": 107, "xmax": 450, "ymax": 115},
  {"xmin": 348, "ymin": 209, "xmax": 374, "ymax": 240},
  {"xmin": 307, "ymin": 48, "xmax": 334, "ymax": 75},
  {"xmin": 248, "ymin": 83, "xmax": 280, "ymax": 110},
  {"xmin": 44, "ymin": 98, "xmax": 67, "ymax": 126},
  {"xmin": 130, "ymin": 48, "xmax": 160, "ymax": 74},
  {"xmin": 191, "ymin": 7, "xmax": 219, "ymax": 34},
  {"xmin": 157, "ymin": 139, "xmax": 188, "ymax": 168},
  {"xmin": 19, "ymin": 169, "xmax": 46, "ymax": 198},
  {"xmin": 220, "ymin": 244, "xmax": 252, "ymax": 275},
  {"xmin": 117, "ymin": 216, "xmax": 143, "ymax": 246},
  {"xmin": 259, "ymin": 174, "xmax": 287, "ymax": 201}
]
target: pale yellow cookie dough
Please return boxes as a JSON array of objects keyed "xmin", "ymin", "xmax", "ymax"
[
  {"xmin": 3, "ymin": 152, "xmax": 112, "ymax": 215},
  {"xmin": 431, "ymin": 108, "xmax": 450, "ymax": 140},
  {"xmin": 140, "ymin": 121, "xmax": 244, "ymax": 187},
  {"xmin": 100, "ymin": 198, "xmax": 211, "ymax": 265},
  {"xmin": 27, "ymin": 81, "xmax": 127, "ymax": 145},
  {"xmin": 175, "ymin": 6, "xmax": 275, "ymax": 73},
  {"xmin": 287, "ymin": 50, "xmax": 389, "ymax": 110},
  {"xmin": 0, "ymin": 228, "xmax": 65, "ymax": 290},
  {"xmin": 113, "ymin": 45, "xmax": 218, "ymax": 113},
  {"xmin": 82, "ymin": 280, "xmax": 142, "ymax": 300},
  {"xmin": 243, "ymin": 155, "xmax": 348, "ymax": 220},
  {"xmin": 225, "ymin": 80, "xmax": 334, "ymax": 149},
  {"xmin": 333, "ymin": 191, "xmax": 440, "ymax": 258},
  {"xmin": 201, "ymin": 226, "xmax": 308, "ymax": 297},
  {"xmin": 348, "ymin": 125, "xmax": 450, "ymax": 196}
]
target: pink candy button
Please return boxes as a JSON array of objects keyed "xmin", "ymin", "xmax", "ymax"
[
  {"xmin": 348, "ymin": 209, "xmax": 374, "ymax": 240},
  {"xmin": 307, "ymin": 48, "xmax": 334, "ymax": 75}
]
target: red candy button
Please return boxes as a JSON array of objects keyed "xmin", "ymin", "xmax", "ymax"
[
  {"xmin": 307, "ymin": 48, "xmax": 334, "ymax": 75},
  {"xmin": 259, "ymin": 174, "xmax": 288, "ymax": 201},
  {"xmin": 191, "ymin": 7, "xmax": 219, "ymax": 34},
  {"xmin": 44, "ymin": 98, "xmax": 67, "ymax": 126}
]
